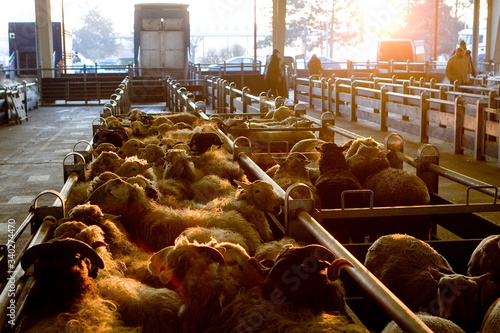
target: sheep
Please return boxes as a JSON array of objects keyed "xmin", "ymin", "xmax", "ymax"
[
  {"xmin": 270, "ymin": 152, "xmax": 320, "ymax": 206},
  {"xmin": 86, "ymin": 151, "xmax": 125, "ymax": 181},
  {"xmin": 162, "ymin": 148, "xmax": 197, "ymax": 182},
  {"xmin": 87, "ymin": 178, "xmax": 263, "ymax": 253},
  {"xmin": 315, "ymin": 142, "xmax": 367, "ymax": 209},
  {"xmin": 148, "ymin": 236, "xmax": 265, "ymax": 333},
  {"xmin": 343, "ymin": 136, "xmax": 380, "ymax": 159},
  {"xmin": 114, "ymin": 155, "xmax": 156, "ymax": 182},
  {"xmin": 188, "ymin": 132, "xmax": 223, "ymax": 154},
  {"xmin": 91, "ymin": 142, "xmax": 118, "ymax": 157},
  {"xmin": 180, "ymin": 226, "xmax": 253, "ymax": 254},
  {"xmin": 263, "ymin": 105, "xmax": 294, "ymax": 121},
  {"xmin": 202, "ymin": 244, "xmax": 365, "ymax": 333},
  {"xmin": 467, "ymin": 235, "xmax": 500, "ymax": 319},
  {"xmin": 346, "ymin": 143, "xmax": 432, "ymax": 240},
  {"xmin": 117, "ymin": 138, "xmax": 146, "ymax": 158},
  {"xmin": 205, "ymin": 290, "xmax": 370, "ymax": 333},
  {"xmin": 468, "ymin": 235, "xmax": 500, "ymax": 281},
  {"xmin": 480, "ymin": 297, "xmax": 500, "ymax": 333},
  {"xmin": 382, "ymin": 312, "xmax": 466, "ymax": 333},
  {"xmin": 223, "ymin": 118, "xmax": 316, "ymax": 153},
  {"xmin": 137, "ymin": 143, "xmax": 166, "ymax": 167},
  {"xmin": 62, "ymin": 204, "xmax": 159, "ymax": 285},
  {"xmin": 289, "ymin": 137, "xmax": 326, "ymax": 167},
  {"xmin": 19, "ymin": 239, "xmax": 138, "ymax": 332},
  {"xmin": 262, "ymin": 244, "xmax": 353, "ymax": 315},
  {"xmin": 92, "ymin": 127, "xmax": 129, "ymax": 149},
  {"xmin": 189, "ymin": 174, "xmax": 237, "ymax": 204},
  {"xmin": 364, "ymin": 234, "xmax": 489, "ymax": 331},
  {"xmin": 254, "ymin": 237, "xmax": 302, "ymax": 267},
  {"xmin": 192, "ymin": 147, "xmax": 248, "ymax": 185},
  {"xmin": 313, "ymin": 142, "xmax": 370, "ymax": 243}
]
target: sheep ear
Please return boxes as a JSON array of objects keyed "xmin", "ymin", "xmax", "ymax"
[
  {"xmin": 471, "ymin": 272, "xmax": 491, "ymax": 286},
  {"xmin": 234, "ymin": 180, "xmax": 250, "ymax": 192},
  {"xmin": 110, "ymin": 182, "xmax": 133, "ymax": 201}
]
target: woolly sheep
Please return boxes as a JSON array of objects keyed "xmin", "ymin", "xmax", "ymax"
[
  {"xmin": 262, "ymin": 244, "xmax": 353, "ymax": 315},
  {"xmin": 315, "ymin": 142, "xmax": 366, "ymax": 209},
  {"xmin": 382, "ymin": 312, "xmax": 465, "ymax": 333},
  {"xmin": 204, "ymin": 287, "xmax": 369, "ymax": 333},
  {"xmin": 114, "ymin": 155, "xmax": 156, "ymax": 182},
  {"xmin": 189, "ymin": 174, "xmax": 237, "ymax": 204},
  {"xmin": 254, "ymin": 237, "xmax": 302, "ymax": 267},
  {"xmin": 162, "ymin": 148, "xmax": 197, "ymax": 182},
  {"xmin": 87, "ymin": 178, "xmax": 262, "ymax": 253},
  {"xmin": 137, "ymin": 143, "xmax": 166, "ymax": 167},
  {"xmin": 117, "ymin": 138, "xmax": 146, "ymax": 158},
  {"xmin": 90, "ymin": 142, "xmax": 118, "ymax": 157},
  {"xmin": 191, "ymin": 180, "xmax": 280, "ymax": 242},
  {"xmin": 364, "ymin": 234, "xmax": 489, "ymax": 331},
  {"xmin": 263, "ymin": 105, "xmax": 294, "ymax": 121},
  {"xmin": 289, "ymin": 137, "xmax": 326, "ymax": 167},
  {"xmin": 271, "ymin": 152, "xmax": 320, "ymax": 206},
  {"xmin": 481, "ymin": 297, "xmax": 500, "ymax": 333},
  {"xmin": 148, "ymin": 236, "xmax": 265, "ymax": 333},
  {"xmin": 180, "ymin": 226, "xmax": 252, "ymax": 254},
  {"xmin": 314, "ymin": 142, "xmax": 369, "ymax": 243},
  {"xmin": 467, "ymin": 235, "xmax": 500, "ymax": 319},
  {"xmin": 346, "ymin": 144, "xmax": 432, "ymax": 239},
  {"xmin": 192, "ymin": 148, "xmax": 248, "ymax": 185},
  {"xmin": 86, "ymin": 151, "xmax": 124, "ymax": 181},
  {"xmin": 19, "ymin": 239, "xmax": 137, "ymax": 332}
]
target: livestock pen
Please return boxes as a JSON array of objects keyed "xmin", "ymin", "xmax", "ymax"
[{"xmin": 1, "ymin": 75, "xmax": 499, "ymax": 332}]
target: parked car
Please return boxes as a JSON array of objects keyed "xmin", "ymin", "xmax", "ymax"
[
  {"xmin": 310, "ymin": 56, "xmax": 342, "ymax": 70},
  {"xmin": 207, "ymin": 56, "xmax": 262, "ymax": 72}
]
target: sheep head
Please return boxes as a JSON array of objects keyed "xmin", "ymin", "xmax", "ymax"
[
  {"xmin": 21, "ymin": 238, "xmax": 105, "ymax": 279},
  {"xmin": 234, "ymin": 180, "xmax": 283, "ymax": 215},
  {"xmin": 467, "ymin": 235, "xmax": 500, "ymax": 282},
  {"xmin": 262, "ymin": 244, "xmax": 352, "ymax": 314},
  {"xmin": 87, "ymin": 178, "xmax": 146, "ymax": 215},
  {"xmin": 115, "ymin": 156, "xmax": 154, "ymax": 178},
  {"xmin": 117, "ymin": 138, "xmax": 146, "ymax": 158},
  {"xmin": 346, "ymin": 144, "xmax": 390, "ymax": 183},
  {"xmin": 430, "ymin": 268, "xmax": 490, "ymax": 332}
]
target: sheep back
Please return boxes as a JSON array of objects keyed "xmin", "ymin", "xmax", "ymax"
[
  {"xmin": 382, "ymin": 312, "xmax": 465, "ymax": 333},
  {"xmin": 364, "ymin": 234, "xmax": 455, "ymax": 315}
]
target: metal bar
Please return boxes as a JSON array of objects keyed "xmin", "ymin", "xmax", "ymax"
[
  {"xmin": 295, "ymin": 209, "xmax": 433, "ymax": 333},
  {"xmin": 426, "ymin": 163, "xmax": 500, "ymax": 199}
]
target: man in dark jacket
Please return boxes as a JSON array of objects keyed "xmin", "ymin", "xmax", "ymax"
[{"xmin": 264, "ymin": 49, "xmax": 284, "ymax": 98}]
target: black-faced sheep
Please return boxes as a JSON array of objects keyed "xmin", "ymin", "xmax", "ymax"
[
  {"xmin": 92, "ymin": 127, "xmax": 129, "ymax": 149},
  {"xmin": 201, "ymin": 244, "xmax": 366, "ymax": 333},
  {"xmin": 315, "ymin": 142, "xmax": 367, "ymax": 209},
  {"xmin": 364, "ymin": 234, "xmax": 489, "ymax": 332},
  {"xmin": 188, "ymin": 132, "xmax": 223, "ymax": 154},
  {"xmin": 51, "ymin": 219, "xmax": 183, "ymax": 333},
  {"xmin": 262, "ymin": 244, "xmax": 353, "ymax": 315},
  {"xmin": 87, "ymin": 178, "xmax": 262, "ymax": 253},
  {"xmin": 20, "ymin": 239, "xmax": 138, "ymax": 332},
  {"xmin": 346, "ymin": 143, "xmax": 432, "ymax": 240}
]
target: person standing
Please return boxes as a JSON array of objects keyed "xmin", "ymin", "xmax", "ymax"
[
  {"xmin": 446, "ymin": 47, "xmax": 471, "ymax": 85},
  {"xmin": 452, "ymin": 40, "xmax": 476, "ymax": 77},
  {"xmin": 307, "ymin": 54, "xmax": 323, "ymax": 77},
  {"xmin": 264, "ymin": 49, "xmax": 284, "ymax": 98}
]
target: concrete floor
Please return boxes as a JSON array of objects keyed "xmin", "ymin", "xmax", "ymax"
[{"xmin": 1, "ymin": 102, "xmax": 499, "ymax": 248}]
